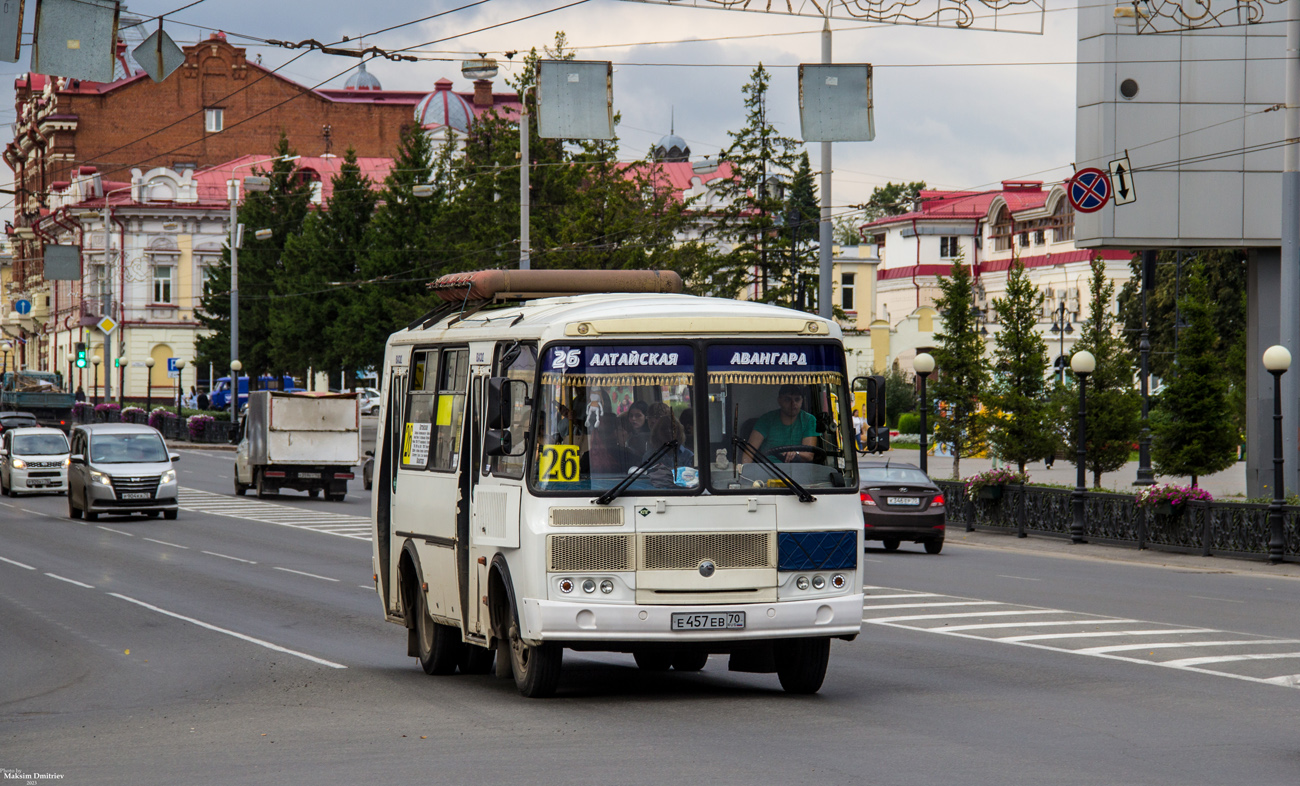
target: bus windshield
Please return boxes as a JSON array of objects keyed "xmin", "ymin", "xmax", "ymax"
[
  {"xmin": 533, "ymin": 344, "xmax": 697, "ymax": 493},
  {"xmin": 705, "ymin": 343, "xmax": 856, "ymax": 492}
]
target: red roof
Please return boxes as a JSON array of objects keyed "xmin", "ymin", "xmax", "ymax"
[
  {"xmin": 862, "ymin": 181, "xmax": 1056, "ymax": 230},
  {"xmin": 621, "ymin": 160, "xmax": 735, "ymax": 204},
  {"xmin": 192, "ymin": 155, "xmax": 394, "ymax": 202}
]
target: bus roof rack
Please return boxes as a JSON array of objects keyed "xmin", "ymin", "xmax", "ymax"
[{"xmin": 427, "ymin": 269, "xmax": 683, "ymax": 303}]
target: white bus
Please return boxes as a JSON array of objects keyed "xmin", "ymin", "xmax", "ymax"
[{"xmin": 371, "ymin": 270, "xmax": 865, "ymax": 697}]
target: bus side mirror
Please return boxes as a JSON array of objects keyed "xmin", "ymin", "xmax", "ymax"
[
  {"xmin": 486, "ymin": 377, "xmax": 529, "ymax": 430},
  {"xmin": 483, "ymin": 428, "xmax": 514, "ymax": 457}
]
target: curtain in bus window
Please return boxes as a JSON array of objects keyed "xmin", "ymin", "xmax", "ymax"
[
  {"xmin": 431, "ymin": 349, "xmax": 470, "ymax": 471},
  {"xmin": 489, "ymin": 344, "xmax": 536, "ymax": 479},
  {"xmin": 534, "ymin": 344, "xmax": 696, "ymax": 493},
  {"xmin": 401, "ymin": 349, "xmax": 439, "ymax": 470}
]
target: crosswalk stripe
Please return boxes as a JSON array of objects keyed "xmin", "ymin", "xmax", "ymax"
[
  {"xmin": 177, "ymin": 487, "xmax": 372, "ymax": 542},
  {"xmin": 1161, "ymin": 652, "xmax": 1300, "ymax": 668},
  {"xmin": 1077, "ymin": 639, "xmax": 1300, "ymax": 656},
  {"xmin": 862, "ymin": 601, "xmax": 1003, "ymax": 610},
  {"xmin": 996, "ymin": 629, "xmax": 1214, "ymax": 643},
  {"xmin": 868, "ymin": 609, "xmax": 1061, "ymax": 624},
  {"xmin": 937, "ymin": 619, "xmax": 1142, "ymax": 633}
]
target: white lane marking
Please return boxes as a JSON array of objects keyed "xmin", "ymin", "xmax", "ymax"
[
  {"xmin": 0, "ymin": 555, "xmax": 36, "ymax": 570},
  {"xmin": 143, "ymin": 538, "xmax": 189, "ymax": 549},
  {"xmin": 998, "ymin": 575, "xmax": 1042, "ymax": 581},
  {"xmin": 1077, "ymin": 639, "xmax": 1300, "ymax": 656},
  {"xmin": 202, "ymin": 550, "xmax": 257, "ymax": 564},
  {"xmin": 97, "ymin": 526, "xmax": 134, "ymax": 537},
  {"xmin": 1162, "ymin": 652, "xmax": 1300, "ymax": 668},
  {"xmin": 864, "ymin": 584, "xmax": 1300, "ymax": 691},
  {"xmin": 868, "ymin": 609, "xmax": 1062, "ymax": 624},
  {"xmin": 358, "ymin": 585, "xmax": 373, "ymax": 590},
  {"xmin": 997, "ymin": 629, "xmax": 1215, "ymax": 643},
  {"xmin": 21, "ymin": 508, "xmax": 50, "ymax": 517},
  {"xmin": 45, "ymin": 572, "xmax": 94, "ymax": 589},
  {"xmin": 862, "ymin": 558, "xmax": 883, "ymax": 563},
  {"xmin": 862, "ymin": 601, "xmax": 1004, "ymax": 611},
  {"xmin": 273, "ymin": 566, "xmax": 339, "ymax": 582},
  {"xmin": 939, "ymin": 619, "xmax": 1142, "ymax": 633},
  {"xmin": 862, "ymin": 593, "xmax": 941, "ymax": 600},
  {"xmin": 1189, "ymin": 595, "xmax": 1245, "ymax": 604},
  {"xmin": 108, "ymin": 592, "xmax": 346, "ymax": 669}
]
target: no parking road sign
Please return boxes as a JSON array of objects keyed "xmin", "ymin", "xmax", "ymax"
[{"xmin": 1068, "ymin": 168, "xmax": 1112, "ymax": 213}]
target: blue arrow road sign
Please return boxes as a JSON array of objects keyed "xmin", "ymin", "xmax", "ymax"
[{"xmin": 13, "ymin": 299, "xmax": 30, "ymax": 315}]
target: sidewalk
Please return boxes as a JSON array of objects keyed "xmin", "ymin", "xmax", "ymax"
[
  {"xmin": 881, "ymin": 447, "xmax": 1249, "ymax": 498},
  {"xmin": 947, "ymin": 526, "xmax": 1300, "ymax": 581}
]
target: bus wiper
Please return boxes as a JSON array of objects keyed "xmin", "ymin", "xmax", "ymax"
[
  {"xmin": 731, "ymin": 437, "xmax": 816, "ymax": 503},
  {"xmin": 593, "ymin": 440, "xmax": 679, "ymax": 506}
]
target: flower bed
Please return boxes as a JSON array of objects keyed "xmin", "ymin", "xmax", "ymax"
[
  {"xmin": 147, "ymin": 407, "xmax": 175, "ymax": 432},
  {"xmin": 187, "ymin": 414, "xmax": 215, "ymax": 441},
  {"xmin": 1134, "ymin": 483, "xmax": 1214, "ymax": 510},
  {"xmin": 963, "ymin": 468, "xmax": 1030, "ymax": 498},
  {"xmin": 93, "ymin": 402, "xmax": 121, "ymax": 422}
]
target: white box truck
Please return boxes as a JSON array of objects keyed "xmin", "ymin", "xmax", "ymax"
[{"xmin": 233, "ymin": 391, "xmax": 360, "ymax": 501}]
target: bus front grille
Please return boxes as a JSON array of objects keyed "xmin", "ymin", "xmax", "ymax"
[
  {"xmin": 639, "ymin": 532, "xmax": 774, "ymax": 571},
  {"xmin": 547, "ymin": 534, "xmax": 633, "ymax": 572}
]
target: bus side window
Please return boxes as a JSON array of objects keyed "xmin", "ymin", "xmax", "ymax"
[
  {"xmin": 401, "ymin": 349, "xmax": 439, "ymax": 470},
  {"xmin": 430, "ymin": 349, "xmax": 469, "ymax": 472},
  {"xmin": 488, "ymin": 343, "xmax": 536, "ymax": 478}
]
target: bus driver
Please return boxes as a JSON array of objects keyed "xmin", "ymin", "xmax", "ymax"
[{"xmin": 747, "ymin": 384, "xmax": 818, "ymax": 462}]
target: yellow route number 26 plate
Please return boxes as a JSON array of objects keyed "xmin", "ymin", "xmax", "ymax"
[{"xmin": 537, "ymin": 445, "xmax": 581, "ymax": 484}]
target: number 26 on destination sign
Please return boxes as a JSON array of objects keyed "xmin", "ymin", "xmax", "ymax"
[{"xmin": 538, "ymin": 445, "xmax": 580, "ymax": 483}]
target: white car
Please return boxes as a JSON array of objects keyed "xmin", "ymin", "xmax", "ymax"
[
  {"xmin": 357, "ymin": 388, "xmax": 381, "ymax": 415},
  {"xmin": 0, "ymin": 426, "xmax": 71, "ymax": 496}
]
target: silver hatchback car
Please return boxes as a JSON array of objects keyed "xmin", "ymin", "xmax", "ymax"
[{"xmin": 68, "ymin": 423, "xmax": 180, "ymax": 521}]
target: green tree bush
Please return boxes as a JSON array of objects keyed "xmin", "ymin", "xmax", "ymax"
[
  {"xmin": 930, "ymin": 257, "xmax": 989, "ymax": 478},
  {"xmin": 985, "ymin": 259, "xmax": 1054, "ymax": 472}
]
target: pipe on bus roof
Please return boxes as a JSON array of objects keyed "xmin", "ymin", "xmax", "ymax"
[{"xmin": 429, "ymin": 269, "xmax": 684, "ymax": 303}]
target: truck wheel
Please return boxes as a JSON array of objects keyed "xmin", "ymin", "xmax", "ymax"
[
  {"xmin": 508, "ymin": 617, "xmax": 562, "ymax": 698},
  {"xmin": 415, "ymin": 588, "xmax": 461, "ymax": 676},
  {"xmin": 328, "ymin": 492, "xmax": 346, "ymax": 502},
  {"xmin": 233, "ymin": 464, "xmax": 248, "ymax": 496},
  {"xmin": 774, "ymin": 637, "xmax": 831, "ymax": 695},
  {"xmin": 255, "ymin": 470, "xmax": 271, "ymax": 499},
  {"xmin": 308, "ymin": 488, "xmax": 320, "ymax": 499}
]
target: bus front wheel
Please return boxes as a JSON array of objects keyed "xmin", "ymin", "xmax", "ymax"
[
  {"xmin": 775, "ymin": 637, "xmax": 830, "ymax": 695},
  {"xmin": 508, "ymin": 619, "xmax": 562, "ymax": 698}
]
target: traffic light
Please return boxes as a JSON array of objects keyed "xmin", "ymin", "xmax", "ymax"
[
  {"xmin": 113, "ymin": 357, "xmax": 123, "ymax": 368},
  {"xmin": 75, "ymin": 343, "xmax": 87, "ymax": 369}
]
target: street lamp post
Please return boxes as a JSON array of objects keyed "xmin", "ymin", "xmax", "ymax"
[
  {"xmin": 175, "ymin": 359, "xmax": 187, "ymax": 418},
  {"xmin": 1070, "ymin": 350, "xmax": 1096, "ymax": 544},
  {"xmin": 1264, "ymin": 345, "xmax": 1291, "ymax": 564},
  {"xmin": 117, "ymin": 356, "xmax": 127, "ymax": 407},
  {"xmin": 0, "ymin": 340, "xmax": 11, "ymax": 377},
  {"xmin": 1135, "ymin": 253, "xmax": 1155, "ymax": 486},
  {"xmin": 913, "ymin": 353, "xmax": 935, "ymax": 476},
  {"xmin": 229, "ymin": 359, "xmax": 242, "ymax": 425},
  {"xmin": 91, "ymin": 355, "xmax": 102, "ymax": 405},
  {"xmin": 1050, "ymin": 300, "xmax": 1074, "ymax": 384},
  {"xmin": 144, "ymin": 357, "xmax": 155, "ymax": 413}
]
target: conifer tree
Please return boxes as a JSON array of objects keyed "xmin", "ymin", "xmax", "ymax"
[
  {"xmin": 930, "ymin": 257, "xmax": 990, "ymax": 478},
  {"xmin": 196, "ymin": 133, "xmax": 312, "ymax": 378},
  {"xmin": 271, "ymin": 148, "xmax": 377, "ymax": 378},
  {"xmin": 784, "ymin": 151, "xmax": 819, "ymax": 311},
  {"xmin": 1056, "ymin": 257, "xmax": 1140, "ymax": 487},
  {"xmin": 986, "ymin": 259, "xmax": 1053, "ymax": 472},
  {"xmin": 1150, "ymin": 262, "xmax": 1238, "ymax": 485},
  {"xmin": 704, "ymin": 64, "xmax": 803, "ymax": 304}
]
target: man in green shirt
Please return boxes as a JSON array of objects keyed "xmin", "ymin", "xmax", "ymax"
[{"xmin": 747, "ymin": 384, "xmax": 819, "ymax": 462}]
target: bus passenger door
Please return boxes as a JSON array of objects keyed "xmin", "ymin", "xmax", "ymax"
[{"xmin": 378, "ymin": 367, "xmax": 407, "ymax": 616}]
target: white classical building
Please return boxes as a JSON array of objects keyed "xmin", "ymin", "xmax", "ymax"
[
  {"xmin": 20, "ymin": 156, "xmax": 391, "ymax": 400},
  {"xmin": 846, "ymin": 180, "xmax": 1134, "ymax": 377}
]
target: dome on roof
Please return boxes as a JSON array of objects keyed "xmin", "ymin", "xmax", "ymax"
[
  {"xmin": 345, "ymin": 61, "xmax": 383, "ymax": 91},
  {"xmin": 654, "ymin": 133, "xmax": 689, "ymax": 163},
  {"xmin": 415, "ymin": 79, "xmax": 474, "ymax": 133}
]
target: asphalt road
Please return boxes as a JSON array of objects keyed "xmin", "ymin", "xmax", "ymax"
[{"xmin": 4, "ymin": 448, "xmax": 1300, "ymax": 785}]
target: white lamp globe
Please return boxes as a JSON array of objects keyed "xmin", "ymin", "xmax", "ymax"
[
  {"xmin": 1263, "ymin": 345, "xmax": 1292, "ymax": 373},
  {"xmin": 913, "ymin": 352, "xmax": 935, "ymax": 375},
  {"xmin": 1070, "ymin": 350, "xmax": 1096, "ymax": 375}
]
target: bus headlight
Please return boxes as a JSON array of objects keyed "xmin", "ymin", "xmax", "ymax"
[
  {"xmin": 582, "ymin": 579, "xmax": 597, "ymax": 594},
  {"xmin": 795, "ymin": 575, "xmax": 810, "ymax": 590},
  {"xmin": 599, "ymin": 579, "xmax": 614, "ymax": 594},
  {"xmin": 812, "ymin": 575, "xmax": 827, "ymax": 590}
]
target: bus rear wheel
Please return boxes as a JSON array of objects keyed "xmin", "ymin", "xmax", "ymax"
[
  {"xmin": 633, "ymin": 650, "xmax": 672, "ymax": 671},
  {"xmin": 671, "ymin": 651, "xmax": 709, "ymax": 672},
  {"xmin": 415, "ymin": 589, "xmax": 461, "ymax": 675},
  {"xmin": 508, "ymin": 620, "xmax": 562, "ymax": 698},
  {"xmin": 775, "ymin": 637, "xmax": 830, "ymax": 695}
]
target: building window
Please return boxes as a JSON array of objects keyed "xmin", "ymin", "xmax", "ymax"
[
  {"xmin": 153, "ymin": 266, "xmax": 174, "ymax": 304},
  {"xmin": 841, "ymin": 273, "xmax": 855, "ymax": 312},
  {"xmin": 1034, "ymin": 230, "xmax": 1046, "ymax": 245},
  {"xmin": 991, "ymin": 207, "xmax": 1014, "ymax": 252},
  {"xmin": 1052, "ymin": 201, "xmax": 1075, "ymax": 242},
  {"xmin": 939, "ymin": 236, "xmax": 959, "ymax": 258},
  {"xmin": 1018, "ymin": 232, "xmax": 1029, "ymax": 248},
  {"xmin": 205, "ymin": 108, "xmax": 224, "ymax": 133}
]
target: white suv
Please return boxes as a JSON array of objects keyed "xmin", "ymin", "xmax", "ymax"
[{"xmin": 0, "ymin": 427, "xmax": 70, "ymax": 496}]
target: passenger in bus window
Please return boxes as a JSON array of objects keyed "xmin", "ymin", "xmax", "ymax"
[
  {"xmin": 679, "ymin": 407, "xmax": 695, "ymax": 450},
  {"xmin": 646, "ymin": 414, "xmax": 692, "ymax": 464},
  {"xmin": 623, "ymin": 401, "xmax": 650, "ymax": 455},
  {"xmin": 747, "ymin": 384, "xmax": 818, "ymax": 462}
]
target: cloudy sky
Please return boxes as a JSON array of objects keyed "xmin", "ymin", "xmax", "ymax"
[{"xmin": 5, "ymin": 0, "xmax": 1082, "ymax": 224}]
